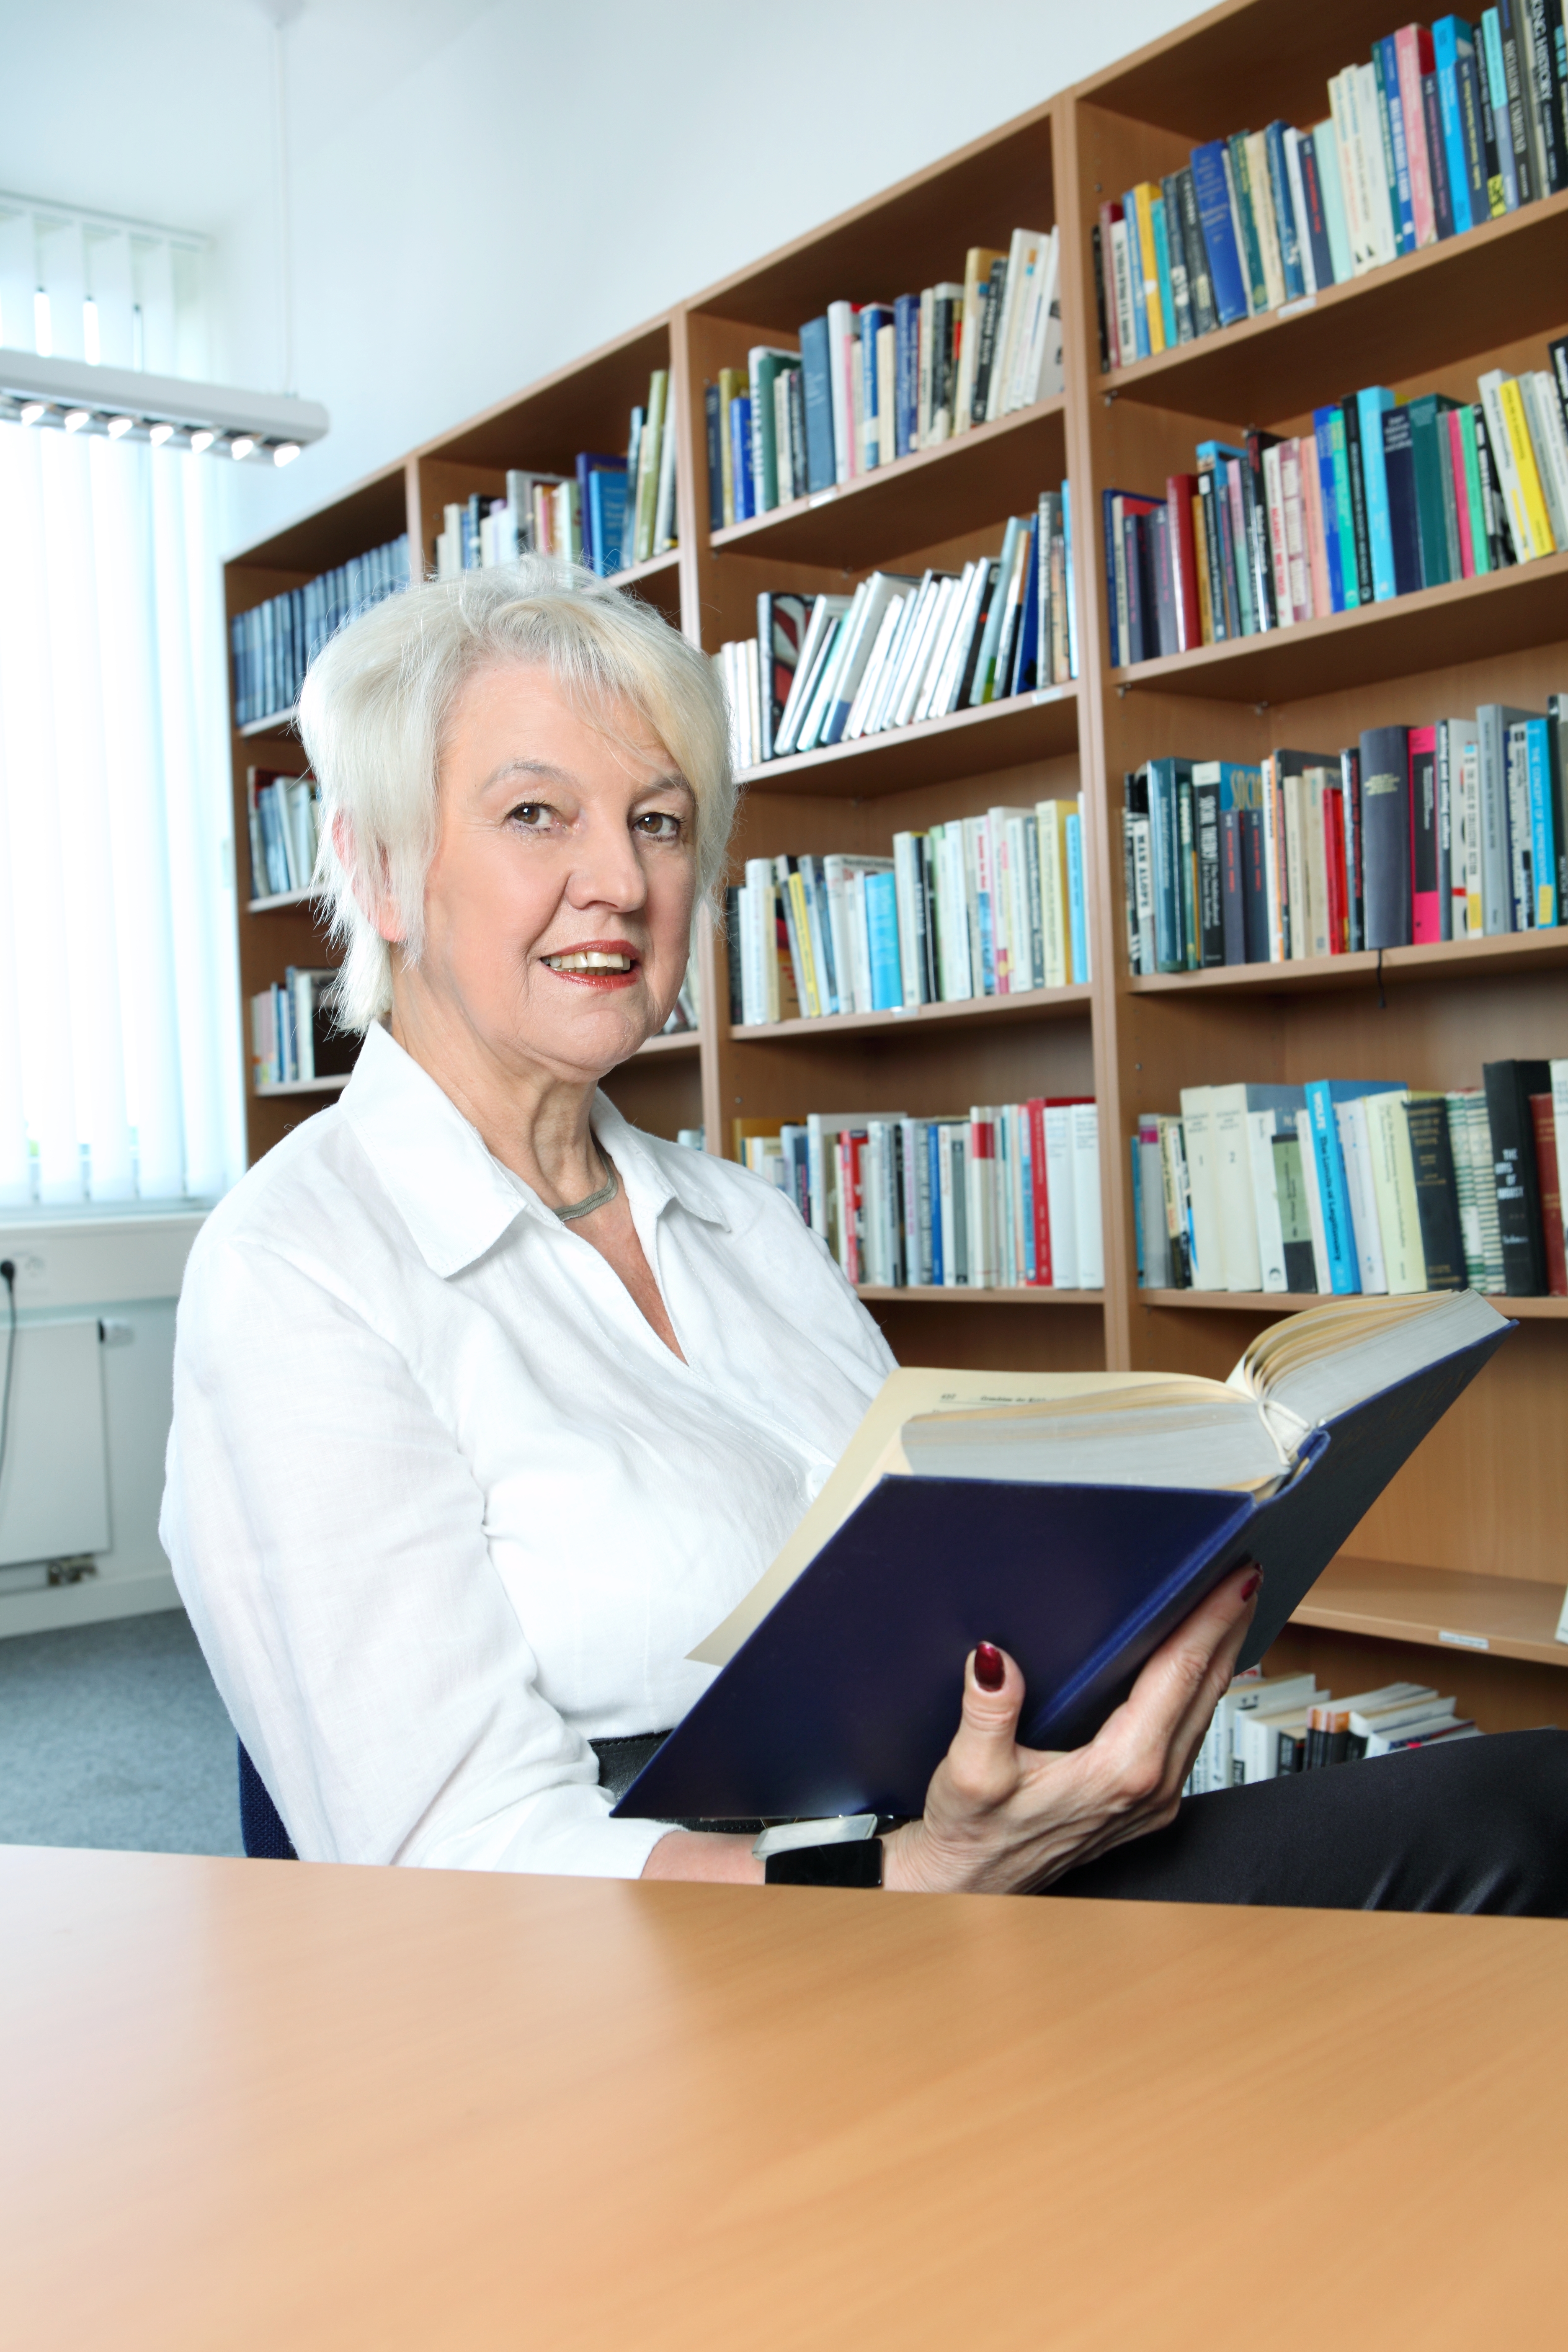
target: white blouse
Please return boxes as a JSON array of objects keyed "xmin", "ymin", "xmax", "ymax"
[{"xmin": 161, "ymin": 1023, "xmax": 895, "ymax": 1877}]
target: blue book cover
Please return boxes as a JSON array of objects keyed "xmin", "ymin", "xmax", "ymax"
[
  {"xmin": 1313, "ymin": 123, "xmax": 1355, "ymax": 282},
  {"xmin": 1380, "ymin": 406, "xmax": 1424, "ymax": 594},
  {"xmin": 1433, "ymin": 18, "xmax": 1476, "ymax": 233},
  {"xmin": 729, "ymin": 396, "xmax": 754, "ymax": 521},
  {"xmin": 1296, "ymin": 133, "xmax": 1338, "ymax": 291},
  {"xmin": 894, "ymin": 295, "xmax": 921, "ymax": 458},
  {"xmin": 1122, "ymin": 190, "xmax": 1151, "ymax": 358},
  {"xmin": 1311, "ymin": 409, "xmax": 1350, "ymax": 611},
  {"xmin": 1148, "ymin": 757, "xmax": 1186, "ymax": 972},
  {"xmin": 927, "ymin": 1122, "xmax": 944, "ymax": 1286},
  {"xmin": 1264, "ymin": 122, "xmax": 1306, "ymax": 301},
  {"xmin": 703, "ymin": 382, "xmax": 724, "ymax": 531},
  {"xmin": 1150, "ymin": 191, "xmax": 1178, "ymax": 348},
  {"xmin": 1356, "ymin": 387, "xmax": 1398, "ymax": 601},
  {"xmin": 1481, "ymin": 10, "xmax": 1520, "ymax": 210},
  {"xmin": 1010, "ymin": 521, "xmax": 1041, "ymax": 695},
  {"xmin": 1065, "ymin": 811, "xmax": 1089, "ymax": 983},
  {"xmin": 1375, "ymin": 37, "xmax": 1417, "ymax": 254},
  {"xmin": 797, "ymin": 317, "xmax": 836, "ymax": 495},
  {"xmin": 1304, "ymin": 1081, "xmax": 1364, "ymax": 1295},
  {"xmin": 865, "ymin": 871, "xmax": 903, "ymax": 1008},
  {"xmin": 1526, "ymin": 717, "xmax": 1558, "ymax": 928},
  {"xmin": 586, "ymin": 467, "xmax": 629, "ymax": 578},
  {"xmin": 1130, "ymin": 1138, "xmax": 1145, "ymax": 1286},
  {"xmin": 614, "ymin": 1328, "xmax": 1511, "ymax": 1822},
  {"xmin": 1061, "ymin": 480, "xmax": 1077, "ymax": 681},
  {"xmin": 1189, "ymin": 143, "xmax": 1249, "ymax": 325},
  {"xmin": 1225, "ymin": 136, "xmax": 1268, "ymax": 313},
  {"xmin": 859, "ymin": 304, "xmax": 894, "ymax": 463}
]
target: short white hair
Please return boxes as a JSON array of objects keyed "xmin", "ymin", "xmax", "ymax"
[{"xmin": 297, "ymin": 558, "xmax": 735, "ymax": 1031}]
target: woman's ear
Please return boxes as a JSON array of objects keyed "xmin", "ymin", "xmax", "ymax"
[{"xmin": 333, "ymin": 812, "xmax": 406, "ymax": 946}]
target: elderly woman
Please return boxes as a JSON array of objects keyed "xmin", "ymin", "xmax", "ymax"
[{"xmin": 164, "ymin": 563, "xmax": 1566, "ymax": 1907}]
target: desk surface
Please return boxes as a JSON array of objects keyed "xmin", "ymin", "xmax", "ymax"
[{"xmin": 3, "ymin": 1847, "xmax": 1565, "ymax": 2351}]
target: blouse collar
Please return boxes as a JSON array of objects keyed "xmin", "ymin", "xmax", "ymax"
[{"xmin": 340, "ymin": 1021, "xmax": 729, "ymax": 1279}]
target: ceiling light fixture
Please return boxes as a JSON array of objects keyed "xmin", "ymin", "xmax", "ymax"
[
  {"xmin": 63, "ymin": 408, "xmax": 90, "ymax": 433},
  {"xmin": 147, "ymin": 422, "xmax": 175, "ymax": 446},
  {"xmin": 106, "ymin": 415, "xmax": 134, "ymax": 438},
  {"xmin": 230, "ymin": 435, "xmax": 255, "ymax": 460},
  {"xmin": 18, "ymin": 401, "xmax": 46, "ymax": 426},
  {"xmin": 0, "ymin": 351, "xmax": 327, "ymax": 460},
  {"xmin": 272, "ymin": 441, "xmax": 300, "ymax": 467},
  {"xmin": 189, "ymin": 429, "xmax": 215, "ymax": 454}
]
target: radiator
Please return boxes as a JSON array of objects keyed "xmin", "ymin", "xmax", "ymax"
[{"xmin": 0, "ymin": 1320, "xmax": 111, "ymax": 1569}]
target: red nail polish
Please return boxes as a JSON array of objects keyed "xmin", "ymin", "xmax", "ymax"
[
  {"xmin": 1240, "ymin": 1569, "xmax": 1263, "ymax": 1600},
  {"xmin": 974, "ymin": 1643, "xmax": 1005, "ymax": 1692}
]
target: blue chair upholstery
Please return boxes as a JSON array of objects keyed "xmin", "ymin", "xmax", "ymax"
[{"xmin": 238, "ymin": 1741, "xmax": 298, "ymax": 1860}]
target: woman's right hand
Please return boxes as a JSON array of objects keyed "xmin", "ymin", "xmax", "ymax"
[{"xmin": 882, "ymin": 1562, "xmax": 1262, "ymax": 1896}]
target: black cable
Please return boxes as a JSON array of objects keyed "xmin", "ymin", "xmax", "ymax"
[{"xmin": 0, "ymin": 1259, "xmax": 15, "ymax": 1500}]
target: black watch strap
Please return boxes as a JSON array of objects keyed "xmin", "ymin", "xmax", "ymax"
[{"xmin": 764, "ymin": 1838, "xmax": 884, "ymax": 1888}]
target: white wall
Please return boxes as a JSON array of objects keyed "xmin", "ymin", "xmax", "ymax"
[{"xmin": 216, "ymin": 0, "xmax": 1200, "ymax": 556}]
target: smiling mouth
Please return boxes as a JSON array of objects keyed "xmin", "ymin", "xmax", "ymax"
[{"xmin": 543, "ymin": 951, "xmax": 637, "ymax": 973}]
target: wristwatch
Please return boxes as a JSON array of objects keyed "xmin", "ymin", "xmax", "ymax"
[{"xmin": 755, "ymin": 1814, "xmax": 885, "ymax": 1888}]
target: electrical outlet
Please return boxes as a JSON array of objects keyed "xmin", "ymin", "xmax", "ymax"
[{"xmin": 97, "ymin": 1319, "xmax": 134, "ymax": 1347}]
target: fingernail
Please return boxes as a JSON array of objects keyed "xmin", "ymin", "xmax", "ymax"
[
  {"xmin": 1240, "ymin": 1569, "xmax": 1263, "ymax": 1600},
  {"xmin": 974, "ymin": 1643, "xmax": 1005, "ymax": 1692}
]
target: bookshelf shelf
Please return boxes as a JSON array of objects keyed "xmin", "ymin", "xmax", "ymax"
[
  {"xmin": 609, "ymin": 549, "xmax": 681, "ymax": 594},
  {"xmin": 239, "ymin": 707, "xmax": 299, "ymax": 740},
  {"xmin": 738, "ymin": 684, "xmax": 1079, "ymax": 801},
  {"xmin": 709, "ymin": 397, "xmax": 1067, "ymax": 570},
  {"xmin": 857, "ymin": 1285, "xmax": 1105, "ymax": 1305},
  {"xmin": 253, "ymin": 1074, "xmax": 349, "ymax": 1099},
  {"xmin": 731, "ymin": 985, "xmax": 1091, "ymax": 1046},
  {"xmin": 1127, "ymin": 929, "xmax": 1568, "ymax": 996},
  {"xmin": 637, "ymin": 1029, "xmax": 701, "ymax": 1057},
  {"xmin": 1137, "ymin": 1290, "xmax": 1568, "ymax": 1320},
  {"xmin": 1103, "ymin": 189, "xmax": 1568, "ymax": 426},
  {"xmin": 248, "ymin": 889, "xmax": 318, "ymax": 916},
  {"xmin": 1111, "ymin": 549, "xmax": 1568, "ymax": 705},
  {"xmin": 1290, "ymin": 1555, "xmax": 1568, "ymax": 1671}
]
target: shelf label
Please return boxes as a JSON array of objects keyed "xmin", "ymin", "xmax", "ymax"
[
  {"xmin": 809, "ymin": 489, "xmax": 837, "ymax": 508},
  {"xmin": 1276, "ymin": 295, "xmax": 1317, "ymax": 320},
  {"xmin": 1437, "ymin": 1628, "xmax": 1489, "ymax": 1651}
]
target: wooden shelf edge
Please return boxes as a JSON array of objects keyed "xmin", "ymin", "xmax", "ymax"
[
  {"xmin": 635, "ymin": 1030, "xmax": 701, "ymax": 1057},
  {"xmin": 253, "ymin": 1075, "xmax": 350, "ymax": 1099},
  {"xmin": 239, "ymin": 708, "xmax": 300, "ymax": 739},
  {"xmin": 1138, "ymin": 1289, "xmax": 1568, "ymax": 1318},
  {"xmin": 609, "ymin": 549, "xmax": 680, "ymax": 590},
  {"xmin": 1103, "ymin": 188, "xmax": 1568, "ymax": 405},
  {"xmin": 857, "ymin": 1285, "xmax": 1105, "ymax": 1304},
  {"xmin": 1127, "ymin": 927, "xmax": 1568, "ymax": 994},
  {"xmin": 736, "ymin": 681, "xmax": 1079, "ymax": 794},
  {"xmin": 1290, "ymin": 1555, "xmax": 1568, "ymax": 1670},
  {"xmin": 709, "ymin": 397, "xmax": 1066, "ymax": 556},
  {"xmin": 730, "ymin": 985, "xmax": 1091, "ymax": 1043},
  {"xmin": 247, "ymin": 890, "xmax": 322, "ymax": 915}
]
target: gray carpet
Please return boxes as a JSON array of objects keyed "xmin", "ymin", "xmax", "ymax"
[{"xmin": 0, "ymin": 1609, "xmax": 244, "ymax": 1857}]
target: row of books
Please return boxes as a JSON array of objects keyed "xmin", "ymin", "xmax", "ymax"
[
  {"xmin": 430, "ymin": 374, "xmax": 680, "ymax": 583},
  {"xmin": 1185, "ymin": 1668, "xmax": 1479, "ymax": 1794},
  {"xmin": 1106, "ymin": 340, "xmax": 1568, "ymax": 666},
  {"xmin": 246, "ymin": 768, "xmax": 321, "ymax": 903},
  {"xmin": 719, "ymin": 490, "xmax": 1077, "ymax": 776},
  {"xmin": 1093, "ymin": 14, "xmax": 1568, "ymax": 372},
  {"xmin": 705, "ymin": 229, "xmax": 1063, "ymax": 526},
  {"xmin": 727, "ymin": 799, "xmax": 1091, "ymax": 1029},
  {"xmin": 248, "ymin": 970, "xmax": 354, "ymax": 1091},
  {"xmin": 1135, "ymin": 1062, "xmax": 1568, "ymax": 1300},
  {"xmin": 1122, "ymin": 703, "xmax": 1567, "ymax": 974},
  {"xmin": 229, "ymin": 535, "xmax": 408, "ymax": 728},
  {"xmin": 738, "ymin": 1099, "xmax": 1104, "ymax": 1291}
]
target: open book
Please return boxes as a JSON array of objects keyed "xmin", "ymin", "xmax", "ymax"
[
  {"xmin": 618, "ymin": 1291, "xmax": 1512, "ymax": 1823},
  {"xmin": 693, "ymin": 1289, "xmax": 1508, "ymax": 1669}
]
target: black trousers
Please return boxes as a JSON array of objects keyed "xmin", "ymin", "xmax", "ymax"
[{"xmin": 1046, "ymin": 1729, "xmax": 1568, "ymax": 1915}]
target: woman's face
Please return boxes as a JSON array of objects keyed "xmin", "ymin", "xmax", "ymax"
[{"xmin": 394, "ymin": 661, "xmax": 698, "ymax": 1081}]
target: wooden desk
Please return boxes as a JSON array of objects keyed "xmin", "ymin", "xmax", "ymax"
[{"xmin": 3, "ymin": 1847, "xmax": 1565, "ymax": 2349}]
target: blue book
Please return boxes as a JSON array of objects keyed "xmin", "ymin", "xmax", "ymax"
[
  {"xmin": 1311, "ymin": 408, "xmax": 1350, "ymax": 611},
  {"xmin": 729, "ymin": 397, "xmax": 754, "ymax": 521},
  {"xmin": 1061, "ymin": 481, "xmax": 1077, "ymax": 680},
  {"xmin": 1313, "ymin": 123, "xmax": 1355, "ymax": 282},
  {"xmin": 1122, "ymin": 190, "xmax": 1151, "ymax": 358},
  {"xmin": 1305, "ymin": 1083, "xmax": 1363, "ymax": 1295},
  {"xmin": 893, "ymin": 295, "xmax": 921, "ymax": 458},
  {"xmin": 1375, "ymin": 37, "xmax": 1417, "ymax": 254},
  {"xmin": 1148, "ymin": 757, "xmax": 1186, "ymax": 972},
  {"xmin": 586, "ymin": 467, "xmax": 629, "ymax": 578},
  {"xmin": 927, "ymin": 1122, "xmax": 944, "ymax": 1286},
  {"xmin": 865, "ymin": 871, "xmax": 903, "ymax": 1008},
  {"xmin": 1380, "ymin": 406, "xmax": 1424, "ymax": 594},
  {"xmin": 1295, "ymin": 134, "xmax": 1338, "ymax": 291},
  {"xmin": 1150, "ymin": 192, "xmax": 1178, "ymax": 348},
  {"xmin": 1225, "ymin": 137, "xmax": 1268, "ymax": 313},
  {"xmin": 1065, "ymin": 812, "xmax": 1088, "ymax": 983},
  {"xmin": 1264, "ymin": 122, "xmax": 1306, "ymax": 301},
  {"xmin": 1526, "ymin": 717, "xmax": 1558, "ymax": 928},
  {"xmin": 859, "ymin": 304, "xmax": 895, "ymax": 464},
  {"xmin": 1130, "ymin": 1138, "xmax": 1145, "ymax": 1286},
  {"xmin": 1010, "ymin": 522, "xmax": 1041, "ymax": 695},
  {"xmin": 703, "ymin": 383, "xmax": 724, "ymax": 530},
  {"xmin": 1189, "ymin": 142, "xmax": 1249, "ymax": 325},
  {"xmin": 1356, "ymin": 387, "xmax": 1398, "ymax": 601},
  {"xmin": 1433, "ymin": 18, "xmax": 1477, "ymax": 233},
  {"xmin": 797, "ymin": 317, "xmax": 836, "ymax": 495},
  {"xmin": 1481, "ymin": 10, "xmax": 1520, "ymax": 210},
  {"xmin": 614, "ymin": 1324, "xmax": 1512, "ymax": 1822}
]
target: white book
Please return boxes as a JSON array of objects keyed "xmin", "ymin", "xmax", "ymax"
[
  {"xmin": 1354, "ymin": 63, "xmax": 1398, "ymax": 264},
  {"xmin": 1329, "ymin": 70, "xmax": 1375, "ymax": 275},
  {"xmin": 798, "ymin": 592, "xmax": 867, "ymax": 753},
  {"xmin": 825, "ymin": 299, "xmax": 856, "ymax": 485},
  {"xmin": 823, "ymin": 576, "xmax": 910, "ymax": 743},
  {"xmin": 1364, "ymin": 1089, "xmax": 1424, "ymax": 1294},
  {"xmin": 1365, "ymin": 1715, "xmax": 1477, "ymax": 1758},
  {"xmin": 1109, "ymin": 216, "xmax": 1137, "ymax": 364},
  {"xmin": 1207, "ymin": 1084, "xmax": 1262, "ymax": 1293},
  {"xmin": 1193, "ymin": 1669, "xmax": 1312, "ymax": 1795},
  {"xmin": 893, "ymin": 578, "xmax": 955, "ymax": 728},
  {"xmin": 653, "ymin": 400, "xmax": 679, "ymax": 553},
  {"xmin": 1042, "ymin": 1104, "xmax": 1079, "ymax": 1287},
  {"xmin": 892, "ymin": 832, "xmax": 926, "ymax": 1008},
  {"xmin": 965, "ymin": 1108, "xmax": 998, "ymax": 1290},
  {"xmin": 914, "ymin": 562, "xmax": 979, "ymax": 723},
  {"xmin": 1247, "ymin": 1111, "xmax": 1290, "ymax": 1293},
  {"xmin": 774, "ymin": 596, "xmax": 848, "ymax": 756},
  {"xmin": 1035, "ymin": 798, "xmax": 1069, "ymax": 990},
  {"xmin": 743, "ymin": 856, "xmax": 779, "ymax": 1023},
  {"xmin": 1237, "ymin": 1694, "xmax": 1329, "ymax": 1783},
  {"xmin": 1523, "ymin": 374, "xmax": 1568, "ymax": 551},
  {"xmin": 867, "ymin": 574, "xmax": 935, "ymax": 733},
  {"xmin": 842, "ymin": 593, "xmax": 909, "ymax": 740},
  {"xmin": 1003, "ymin": 813, "xmax": 1037, "ymax": 991},
  {"xmin": 806, "ymin": 1111, "xmax": 897, "ymax": 1242},
  {"xmin": 1013, "ymin": 227, "xmax": 1062, "ymax": 407},
  {"xmin": 1349, "ymin": 1692, "xmax": 1450, "ymax": 1739},
  {"xmin": 1477, "ymin": 373, "xmax": 1534, "ymax": 562},
  {"xmin": 1178, "ymin": 1087, "xmax": 1223, "ymax": 1293},
  {"xmin": 936, "ymin": 1122, "xmax": 962, "ymax": 1286},
  {"xmin": 929, "ymin": 559, "xmax": 991, "ymax": 717},
  {"xmin": 1283, "ymin": 129, "xmax": 1317, "ymax": 297},
  {"xmin": 998, "ymin": 229, "xmax": 1052, "ymax": 415},
  {"xmin": 1069, "ymin": 1103, "xmax": 1103, "ymax": 1290},
  {"xmin": 1336, "ymin": 1098, "xmax": 1387, "ymax": 1295}
]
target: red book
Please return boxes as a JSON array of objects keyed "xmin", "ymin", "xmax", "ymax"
[
  {"xmin": 1323, "ymin": 783, "xmax": 1346, "ymax": 952},
  {"xmin": 1408, "ymin": 724, "xmax": 1442, "ymax": 944},
  {"xmin": 1529, "ymin": 1096, "xmax": 1568, "ymax": 1297},
  {"xmin": 1026, "ymin": 1098, "xmax": 1052, "ymax": 1284},
  {"xmin": 1445, "ymin": 410, "xmax": 1475, "ymax": 578},
  {"xmin": 1165, "ymin": 473, "xmax": 1201, "ymax": 652}
]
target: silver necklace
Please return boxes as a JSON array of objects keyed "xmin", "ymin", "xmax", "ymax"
[{"xmin": 552, "ymin": 1153, "xmax": 618, "ymax": 1223}]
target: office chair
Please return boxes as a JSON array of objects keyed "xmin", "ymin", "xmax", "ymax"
[{"xmin": 238, "ymin": 1741, "xmax": 298, "ymax": 1860}]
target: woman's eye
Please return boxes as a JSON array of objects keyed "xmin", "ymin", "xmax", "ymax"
[
  {"xmin": 508, "ymin": 802, "xmax": 554, "ymax": 829},
  {"xmin": 635, "ymin": 811, "xmax": 683, "ymax": 841}
]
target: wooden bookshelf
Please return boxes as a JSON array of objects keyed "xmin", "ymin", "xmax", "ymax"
[{"xmin": 222, "ymin": 0, "xmax": 1568, "ymax": 1729}]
